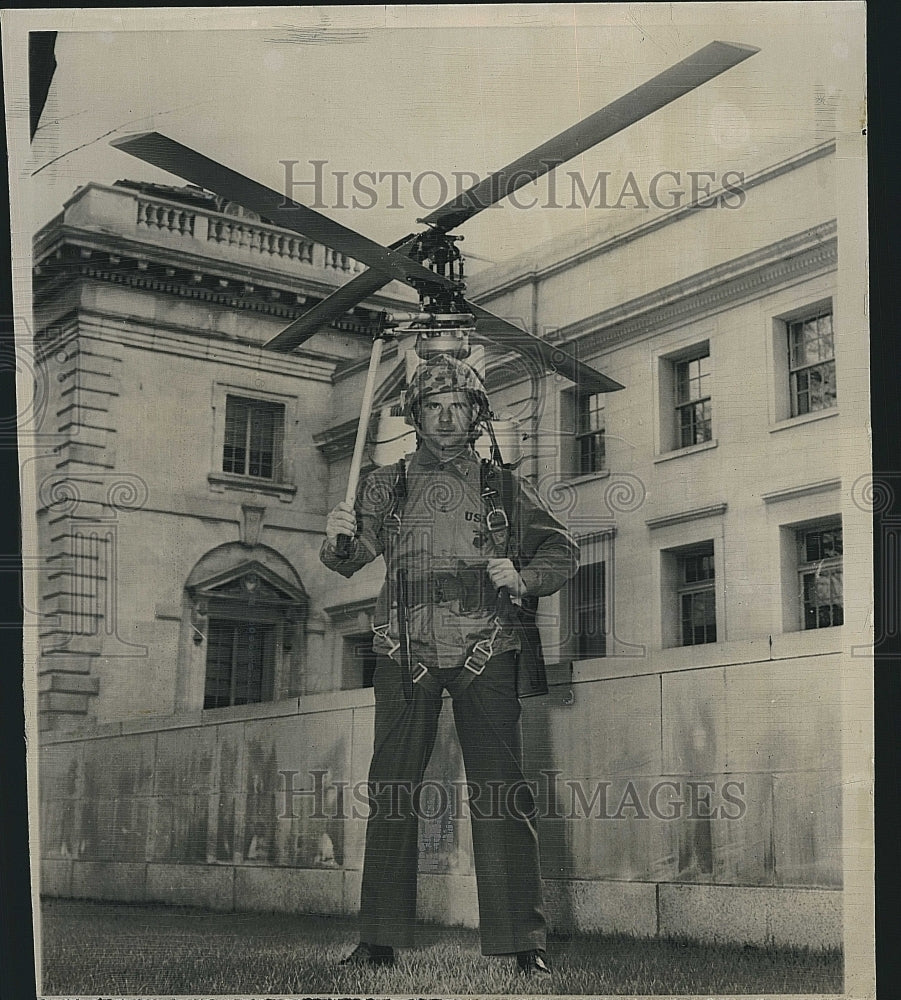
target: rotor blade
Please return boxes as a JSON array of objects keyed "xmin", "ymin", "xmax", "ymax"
[
  {"xmin": 109, "ymin": 132, "xmax": 456, "ymax": 292},
  {"xmin": 266, "ymin": 269, "xmax": 392, "ymax": 351},
  {"xmin": 467, "ymin": 302, "xmax": 624, "ymax": 394},
  {"xmin": 265, "ymin": 234, "xmax": 420, "ymax": 351},
  {"xmin": 423, "ymin": 40, "xmax": 759, "ymax": 232}
]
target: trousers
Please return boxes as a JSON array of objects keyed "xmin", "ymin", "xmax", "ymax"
[{"xmin": 358, "ymin": 652, "xmax": 546, "ymax": 955}]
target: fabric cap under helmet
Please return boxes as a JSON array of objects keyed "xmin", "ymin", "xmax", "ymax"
[{"xmin": 403, "ymin": 354, "xmax": 490, "ymax": 426}]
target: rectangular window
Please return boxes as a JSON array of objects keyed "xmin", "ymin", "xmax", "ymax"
[
  {"xmin": 571, "ymin": 560, "xmax": 606, "ymax": 658},
  {"xmin": 674, "ymin": 351, "xmax": 712, "ymax": 448},
  {"xmin": 797, "ymin": 523, "xmax": 843, "ymax": 629},
  {"xmin": 677, "ymin": 544, "xmax": 716, "ymax": 646},
  {"xmin": 223, "ymin": 396, "xmax": 285, "ymax": 480},
  {"xmin": 789, "ymin": 310, "xmax": 836, "ymax": 416},
  {"xmin": 342, "ymin": 633, "xmax": 378, "ymax": 689},
  {"xmin": 575, "ymin": 392, "xmax": 606, "ymax": 475},
  {"xmin": 204, "ymin": 618, "xmax": 275, "ymax": 708}
]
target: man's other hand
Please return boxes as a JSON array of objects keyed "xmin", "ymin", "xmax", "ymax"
[
  {"xmin": 487, "ymin": 558, "xmax": 527, "ymax": 597},
  {"xmin": 326, "ymin": 502, "xmax": 357, "ymax": 547}
]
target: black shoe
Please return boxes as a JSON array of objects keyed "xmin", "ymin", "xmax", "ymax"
[
  {"xmin": 339, "ymin": 942, "xmax": 395, "ymax": 967},
  {"xmin": 516, "ymin": 949, "xmax": 551, "ymax": 975}
]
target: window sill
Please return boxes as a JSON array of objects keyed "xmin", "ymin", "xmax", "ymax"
[
  {"xmin": 565, "ymin": 469, "xmax": 611, "ymax": 486},
  {"xmin": 208, "ymin": 471, "xmax": 297, "ymax": 502},
  {"xmin": 653, "ymin": 439, "xmax": 718, "ymax": 464},
  {"xmin": 769, "ymin": 408, "xmax": 839, "ymax": 433}
]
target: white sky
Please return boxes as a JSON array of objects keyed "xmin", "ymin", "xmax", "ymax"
[{"xmin": 12, "ymin": 4, "xmax": 864, "ymax": 264}]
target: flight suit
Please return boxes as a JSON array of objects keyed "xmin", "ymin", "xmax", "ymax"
[{"xmin": 320, "ymin": 445, "xmax": 578, "ymax": 954}]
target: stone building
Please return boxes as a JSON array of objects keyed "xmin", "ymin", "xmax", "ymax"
[{"xmin": 32, "ymin": 138, "xmax": 862, "ymax": 950}]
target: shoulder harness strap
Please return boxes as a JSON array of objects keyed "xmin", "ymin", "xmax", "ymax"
[{"xmin": 480, "ymin": 459, "xmax": 513, "ymax": 557}]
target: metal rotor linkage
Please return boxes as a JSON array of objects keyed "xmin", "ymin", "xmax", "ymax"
[{"xmin": 398, "ymin": 225, "xmax": 475, "ymax": 359}]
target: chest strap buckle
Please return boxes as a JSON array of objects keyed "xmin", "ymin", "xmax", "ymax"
[
  {"xmin": 485, "ymin": 507, "xmax": 509, "ymax": 533},
  {"xmin": 372, "ymin": 621, "xmax": 400, "ymax": 658},
  {"xmin": 462, "ymin": 618, "xmax": 503, "ymax": 675}
]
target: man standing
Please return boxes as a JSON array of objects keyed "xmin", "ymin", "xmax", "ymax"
[{"xmin": 320, "ymin": 354, "xmax": 579, "ymax": 976}]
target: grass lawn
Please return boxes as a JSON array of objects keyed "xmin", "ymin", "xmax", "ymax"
[{"xmin": 40, "ymin": 898, "xmax": 843, "ymax": 996}]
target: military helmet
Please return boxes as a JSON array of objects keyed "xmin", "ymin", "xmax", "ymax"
[{"xmin": 403, "ymin": 353, "xmax": 491, "ymax": 428}]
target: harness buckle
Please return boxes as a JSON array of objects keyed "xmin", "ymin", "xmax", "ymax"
[
  {"xmin": 485, "ymin": 507, "xmax": 509, "ymax": 533},
  {"xmin": 372, "ymin": 621, "xmax": 400, "ymax": 657},
  {"xmin": 463, "ymin": 636, "xmax": 494, "ymax": 675}
]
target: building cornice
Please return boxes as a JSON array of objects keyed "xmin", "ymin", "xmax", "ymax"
[
  {"xmin": 470, "ymin": 140, "xmax": 836, "ymax": 301},
  {"xmin": 473, "ymin": 222, "xmax": 836, "ymax": 396},
  {"xmin": 37, "ymin": 309, "xmax": 338, "ymax": 383},
  {"xmin": 312, "ymin": 418, "xmax": 361, "ymax": 461},
  {"xmin": 34, "ymin": 234, "xmax": 399, "ymax": 335},
  {"xmin": 761, "ymin": 478, "xmax": 841, "ymax": 505},
  {"xmin": 645, "ymin": 503, "xmax": 728, "ymax": 530},
  {"xmin": 556, "ymin": 222, "xmax": 837, "ymax": 357}
]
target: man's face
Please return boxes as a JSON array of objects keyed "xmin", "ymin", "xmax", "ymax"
[{"xmin": 417, "ymin": 390, "xmax": 477, "ymax": 456}]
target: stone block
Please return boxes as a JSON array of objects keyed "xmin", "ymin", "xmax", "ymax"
[
  {"xmin": 146, "ymin": 795, "xmax": 211, "ymax": 864},
  {"xmin": 70, "ymin": 370, "xmax": 121, "ymax": 397},
  {"xmin": 145, "ymin": 863, "xmax": 234, "ymax": 911},
  {"xmin": 214, "ymin": 721, "xmax": 247, "ymax": 795},
  {"xmin": 38, "ymin": 673, "xmax": 100, "ymax": 695},
  {"xmin": 773, "ymin": 770, "xmax": 842, "ymax": 887},
  {"xmin": 39, "ymin": 691, "xmax": 90, "ymax": 715},
  {"xmin": 234, "ymin": 865, "xmax": 345, "ymax": 915},
  {"xmin": 40, "ymin": 859, "xmax": 73, "ymax": 897},
  {"xmin": 543, "ymin": 878, "xmax": 657, "ymax": 937},
  {"xmin": 76, "ymin": 797, "xmax": 115, "ymax": 861},
  {"xmin": 207, "ymin": 790, "xmax": 239, "ymax": 864},
  {"xmin": 564, "ymin": 777, "xmax": 675, "ymax": 882},
  {"xmin": 350, "ymin": 704, "xmax": 374, "ymax": 788},
  {"xmin": 81, "ymin": 733, "xmax": 156, "ymax": 799},
  {"xmin": 767, "ymin": 887, "xmax": 842, "ymax": 950},
  {"xmin": 661, "ymin": 667, "xmax": 728, "ymax": 774},
  {"xmin": 153, "ymin": 725, "xmax": 217, "ymax": 797},
  {"xmin": 40, "ymin": 798, "xmax": 83, "ymax": 858},
  {"xmin": 526, "ymin": 673, "xmax": 662, "ymax": 781},
  {"xmin": 40, "ymin": 631, "xmax": 103, "ymax": 656},
  {"xmin": 343, "ymin": 868, "xmax": 362, "ymax": 915},
  {"xmin": 54, "ymin": 441, "xmax": 116, "ymax": 470},
  {"xmin": 663, "ymin": 772, "xmax": 774, "ymax": 886},
  {"xmin": 243, "ymin": 709, "xmax": 355, "ymax": 796},
  {"xmin": 724, "ymin": 656, "xmax": 841, "ymax": 773},
  {"xmin": 417, "ymin": 873, "xmax": 479, "ymax": 928},
  {"xmin": 111, "ymin": 796, "xmax": 152, "ymax": 862},
  {"xmin": 238, "ymin": 711, "xmax": 354, "ymax": 870},
  {"xmin": 71, "ymin": 861, "xmax": 147, "ymax": 902},
  {"xmin": 342, "ymin": 814, "xmax": 367, "ymax": 873},
  {"xmin": 659, "ymin": 883, "xmax": 769, "ymax": 945},
  {"xmin": 658, "ymin": 883, "xmax": 840, "ymax": 949},
  {"xmin": 40, "ymin": 741, "xmax": 84, "ymax": 799},
  {"xmin": 37, "ymin": 653, "xmax": 95, "ymax": 675}
]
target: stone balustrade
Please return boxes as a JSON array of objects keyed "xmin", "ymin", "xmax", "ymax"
[{"xmin": 52, "ymin": 183, "xmax": 367, "ymax": 280}]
